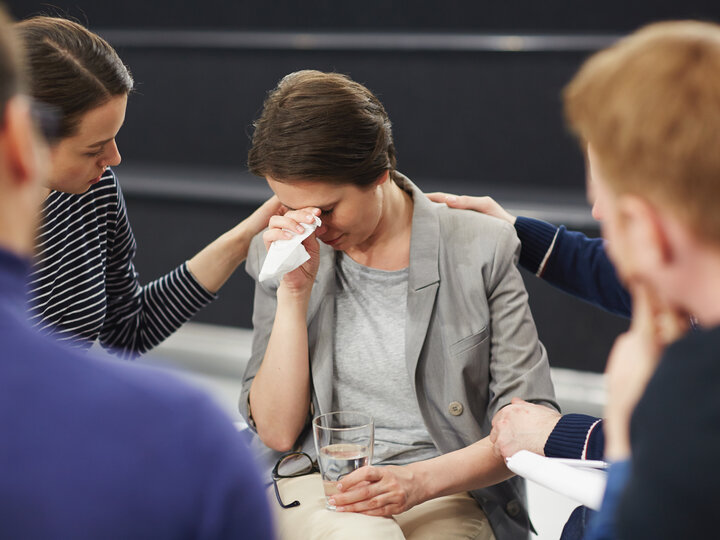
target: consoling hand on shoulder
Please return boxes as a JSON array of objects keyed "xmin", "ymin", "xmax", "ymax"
[{"xmin": 426, "ymin": 192, "xmax": 517, "ymax": 225}]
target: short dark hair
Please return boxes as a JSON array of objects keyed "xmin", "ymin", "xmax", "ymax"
[
  {"xmin": 15, "ymin": 16, "xmax": 133, "ymax": 139},
  {"xmin": 0, "ymin": 7, "xmax": 24, "ymax": 125},
  {"xmin": 248, "ymin": 70, "xmax": 397, "ymax": 187}
]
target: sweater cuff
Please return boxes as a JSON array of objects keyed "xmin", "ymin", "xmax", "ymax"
[
  {"xmin": 514, "ymin": 217, "xmax": 559, "ymax": 275},
  {"xmin": 544, "ymin": 413, "xmax": 602, "ymax": 459}
]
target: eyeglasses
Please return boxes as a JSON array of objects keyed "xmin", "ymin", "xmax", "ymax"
[{"xmin": 271, "ymin": 451, "xmax": 319, "ymax": 509}]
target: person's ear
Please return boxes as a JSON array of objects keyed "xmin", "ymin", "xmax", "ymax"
[
  {"xmin": 0, "ymin": 96, "xmax": 43, "ymax": 187},
  {"xmin": 374, "ymin": 170, "xmax": 390, "ymax": 187},
  {"xmin": 617, "ymin": 194, "xmax": 673, "ymax": 272}
]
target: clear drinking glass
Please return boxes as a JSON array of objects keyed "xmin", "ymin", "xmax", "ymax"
[{"xmin": 312, "ymin": 411, "xmax": 374, "ymax": 510}]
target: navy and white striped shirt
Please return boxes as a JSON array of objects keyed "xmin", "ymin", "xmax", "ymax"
[{"xmin": 27, "ymin": 168, "xmax": 216, "ymax": 358}]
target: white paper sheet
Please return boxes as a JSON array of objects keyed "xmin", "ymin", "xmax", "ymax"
[{"xmin": 506, "ymin": 450, "xmax": 608, "ymax": 510}]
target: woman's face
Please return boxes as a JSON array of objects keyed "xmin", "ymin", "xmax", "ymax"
[
  {"xmin": 266, "ymin": 175, "xmax": 387, "ymax": 252},
  {"xmin": 47, "ymin": 94, "xmax": 127, "ymax": 194}
]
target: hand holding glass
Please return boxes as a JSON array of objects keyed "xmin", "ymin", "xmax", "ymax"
[{"xmin": 312, "ymin": 411, "xmax": 374, "ymax": 510}]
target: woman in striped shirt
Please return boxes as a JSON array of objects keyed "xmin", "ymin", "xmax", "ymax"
[{"xmin": 17, "ymin": 17, "xmax": 278, "ymax": 358}]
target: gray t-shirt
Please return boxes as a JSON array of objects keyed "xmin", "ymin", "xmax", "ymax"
[{"xmin": 332, "ymin": 253, "xmax": 439, "ymax": 466}]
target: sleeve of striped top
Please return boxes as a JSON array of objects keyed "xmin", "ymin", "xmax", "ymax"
[{"xmin": 99, "ymin": 174, "xmax": 217, "ymax": 358}]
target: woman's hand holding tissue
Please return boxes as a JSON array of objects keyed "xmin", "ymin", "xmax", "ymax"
[{"xmin": 262, "ymin": 207, "xmax": 324, "ymax": 295}]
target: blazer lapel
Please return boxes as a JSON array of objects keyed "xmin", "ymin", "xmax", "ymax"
[
  {"xmin": 307, "ymin": 243, "xmax": 336, "ymax": 416},
  {"xmin": 397, "ymin": 175, "xmax": 441, "ymax": 388}
]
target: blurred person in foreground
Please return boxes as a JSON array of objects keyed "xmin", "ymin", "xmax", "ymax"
[
  {"xmin": 434, "ymin": 19, "xmax": 720, "ymax": 539},
  {"xmin": 564, "ymin": 21, "xmax": 720, "ymax": 539},
  {"xmin": 0, "ymin": 10, "xmax": 273, "ymax": 539},
  {"xmin": 567, "ymin": 20, "xmax": 719, "ymax": 539}
]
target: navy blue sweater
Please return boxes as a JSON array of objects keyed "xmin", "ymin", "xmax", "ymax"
[
  {"xmin": 514, "ymin": 217, "xmax": 631, "ymax": 460},
  {"xmin": 515, "ymin": 217, "xmax": 630, "ymax": 318},
  {"xmin": 0, "ymin": 248, "xmax": 274, "ymax": 539}
]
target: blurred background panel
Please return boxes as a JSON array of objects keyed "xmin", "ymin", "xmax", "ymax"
[
  {"xmin": 8, "ymin": 0, "xmax": 718, "ymax": 372},
  {"xmin": 8, "ymin": 0, "xmax": 719, "ymax": 31}
]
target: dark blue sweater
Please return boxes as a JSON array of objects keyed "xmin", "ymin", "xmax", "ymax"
[
  {"xmin": 515, "ymin": 217, "xmax": 630, "ymax": 318},
  {"xmin": 514, "ymin": 217, "xmax": 631, "ymax": 460},
  {"xmin": 0, "ymin": 248, "xmax": 274, "ymax": 539}
]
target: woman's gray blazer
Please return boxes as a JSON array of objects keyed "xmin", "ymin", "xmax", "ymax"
[{"xmin": 241, "ymin": 174, "xmax": 558, "ymax": 540}]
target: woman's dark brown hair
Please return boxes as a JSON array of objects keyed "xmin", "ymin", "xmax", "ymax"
[
  {"xmin": 248, "ymin": 70, "xmax": 397, "ymax": 187},
  {"xmin": 15, "ymin": 17, "xmax": 133, "ymax": 139}
]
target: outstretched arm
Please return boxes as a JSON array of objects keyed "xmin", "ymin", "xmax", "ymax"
[
  {"xmin": 427, "ymin": 192, "xmax": 631, "ymax": 317},
  {"xmin": 100, "ymin": 180, "xmax": 282, "ymax": 357},
  {"xmin": 186, "ymin": 196, "xmax": 282, "ymax": 293}
]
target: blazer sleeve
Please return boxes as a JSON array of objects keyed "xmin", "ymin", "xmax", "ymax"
[
  {"xmin": 238, "ymin": 233, "xmax": 278, "ymax": 429},
  {"xmin": 485, "ymin": 222, "xmax": 559, "ymax": 420}
]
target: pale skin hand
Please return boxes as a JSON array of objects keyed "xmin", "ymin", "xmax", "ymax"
[
  {"xmin": 248, "ymin": 206, "xmax": 324, "ymax": 451},
  {"xmin": 329, "ymin": 436, "xmax": 513, "ymax": 517},
  {"xmin": 186, "ymin": 195, "xmax": 283, "ymax": 293},
  {"xmin": 426, "ymin": 192, "xmax": 517, "ymax": 225},
  {"xmin": 603, "ymin": 283, "xmax": 688, "ymax": 460},
  {"xmin": 489, "ymin": 397, "xmax": 562, "ymax": 459},
  {"xmin": 261, "ymin": 208, "xmax": 324, "ymax": 293}
]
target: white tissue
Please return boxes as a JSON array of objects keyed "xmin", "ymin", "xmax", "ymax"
[{"xmin": 259, "ymin": 215, "xmax": 322, "ymax": 283}]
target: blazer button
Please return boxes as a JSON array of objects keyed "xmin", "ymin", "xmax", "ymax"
[
  {"xmin": 448, "ymin": 401, "xmax": 464, "ymax": 416},
  {"xmin": 506, "ymin": 500, "xmax": 521, "ymax": 517}
]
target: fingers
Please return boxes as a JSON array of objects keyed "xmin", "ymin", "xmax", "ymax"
[
  {"xmin": 331, "ymin": 479, "xmax": 385, "ymax": 507},
  {"xmin": 336, "ymin": 466, "xmax": 383, "ymax": 492},
  {"xmin": 334, "ymin": 492, "xmax": 402, "ymax": 515},
  {"xmin": 330, "ymin": 466, "xmax": 409, "ymax": 516},
  {"xmin": 628, "ymin": 283, "xmax": 656, "ymax": 336},
  {"xmin": 263, "ymin": 208, "xmax": 321, "ymax": 250},
  {"xmin": 656, "ymin": 309, "xmax": 689, "ymax": 344},
  {"xmin": 427, "ymin": 192, "xmax": 516, "ymax": 224},
  {"xmin": 629, "ymin": 283, "xmax": 687, "ymax": 345},
  {"xmin": 302, "ymin": 231, "xmax": 320, "ymax": 248},
  {"xmin": 269, "ymin": 210, "xmax": 319, "ymax": 234},
  {"xmin": 426, "ymin": 192, "xmax": 473, "ymax": 209},
  {"xmin": 426, "ymin": 192, "xmax": 457, "ymax": 204}
]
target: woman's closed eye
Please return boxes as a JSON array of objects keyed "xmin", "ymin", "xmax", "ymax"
[{"xmin": 84, "ymin": 146, "xmax": 105, "ymax": 157}]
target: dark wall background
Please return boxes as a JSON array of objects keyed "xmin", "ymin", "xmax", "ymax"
[
  {"xmin": 7, "ymin": 1, "xmax": 719, "ymax": 31},
  {"xmin": 8, "ymin": 1, "xmax": 718, "ymax": 371}
]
